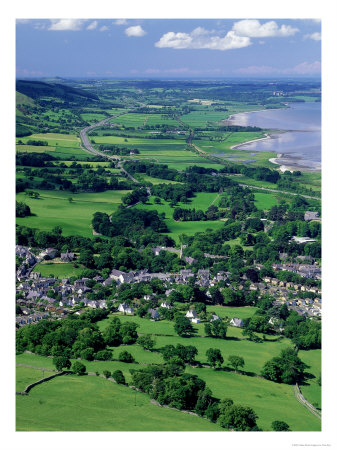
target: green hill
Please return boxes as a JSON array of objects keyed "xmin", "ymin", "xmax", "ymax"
[{"xmin": 16, "ymin": 80, "xmax": 99, "ymax": 101}]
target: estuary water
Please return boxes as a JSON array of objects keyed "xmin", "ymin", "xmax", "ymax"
[{"xmin": 227, "ymin": 102, "xmax": 321, "ymax": 171}]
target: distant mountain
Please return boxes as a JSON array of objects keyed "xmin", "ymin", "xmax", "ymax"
[{"xmin": 16, "ymin": 80, "xmax": 99, "ymax": 101}]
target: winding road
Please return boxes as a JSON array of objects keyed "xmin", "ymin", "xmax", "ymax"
[{"xmin": 79, "ymin": 113, "xmax": 139, "ymax": 184}]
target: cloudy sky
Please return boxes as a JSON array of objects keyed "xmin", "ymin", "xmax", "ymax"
[{"xmin": 16, "ymin": 18, "xmax": 321, "ymax": 78}]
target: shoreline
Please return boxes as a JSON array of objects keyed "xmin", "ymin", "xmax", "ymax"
[{"xmin": 227, "ymin": 104, "xmax": 321, "ymax": 173}]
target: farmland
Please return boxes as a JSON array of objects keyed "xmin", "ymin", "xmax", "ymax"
[
  {"xmin": 16, "ymin": 374, "xmax": 223, "ymax": 431},
  {"xmin": 16, "ymin": 189, "xmax": 130, "ymax": 237},
  {"xmin": 15, "ymin": 77, "xmax": 322, "ymax": 434}
]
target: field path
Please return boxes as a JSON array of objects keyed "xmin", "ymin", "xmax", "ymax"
[{"xmin": 293, "ymin": 383, "xmax": 321, "ymax": 419}]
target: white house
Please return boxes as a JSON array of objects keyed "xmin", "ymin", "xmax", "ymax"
[
  {"xmin": 118, "ymin": 303, "xmax": 134, "ymax": 314},
  {"xmin": 160, "ymin": 302, "xmax": 172, "ymax": 309},
  {"xmin": 230, "ymin": 317, "xmax": 244, "ymax": 328},
  {"xmin": 186, "ymin": 309, "xmax": 197, "ymax": 319}
]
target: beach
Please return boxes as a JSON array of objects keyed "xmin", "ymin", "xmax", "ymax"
[{"xmin": 227, "ymin": 103, "xmax": 321, "ymax": 172}]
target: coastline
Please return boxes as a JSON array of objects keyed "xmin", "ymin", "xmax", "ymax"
[{"xmin": 227, "ymin": 104, "xmax": 321, "ymax": 173}]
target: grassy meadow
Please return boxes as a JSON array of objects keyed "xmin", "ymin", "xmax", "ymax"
[
  {"xmin": 16, "ymin": 189, "xmax": 130, "ymax": 237},
  {"xmin": 16, "ymin": 374, "xmax": 223, "ymax": 431}
]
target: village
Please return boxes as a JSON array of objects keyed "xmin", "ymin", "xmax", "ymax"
[{"xmin": 15, "ymin": 243, "xmax": 322, "ymax": 329}]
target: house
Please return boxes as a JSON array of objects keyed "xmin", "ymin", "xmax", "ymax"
[
  {"xmin": 110, "ymin": 269, "xmax": 126, "ymax": 280},
  {"xmin": 120, "ymin": 273, "xmax": 135, "ymax": 284},
  {"xmin": 184, "ymin": 257, "xmax": 195, "ymax": 265},
  {"xmin": 118, "ymin": 303, "xmax": 134, "ymax": 314},
  {"xmin": 191, "ymin": 317, "xmax": 201, "ymax": 323},
  {"xmin": 198, "ymin": 269, "xmax": 210, "ymax": 279},
  {"xmin": 60, "ymin": 251, "xmax": 75, "ymax": 262},
  {"xmin": 180, "ymin": 269, "xmax": 194, "ymax": 279},
  {"xmin": 186, "ymin": 309, "xmax": 198, "ymax": 319},
  {"xmin": 39, "ymin": 248, "xmax": 57, "ymax": 259},
  {"xmin": 210, "ymin": 314, "xmax": 221, "ymax": 322},
  {"xmin": 304, "ymin": 211, "xmax": 320, "ymax": 221},
  {"xmin": 230, "ymin": 317, "xmax": 244, "ymax": 328},
  {"xmin": 160, "ymin": 302, "xmax": 172, "ymax": 309},
  {"xmin": 30, "ymin": 272, "xmax": 41, "ymax": 280},
  {"xmin": 148, "ymin": 308, "xmax": 160, "ymax": 320}
]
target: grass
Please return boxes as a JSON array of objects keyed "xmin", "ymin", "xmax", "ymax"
[
  {"xmin": 32, "ymin": 262, "xmax": 85, "ymax": 279},
  {"xmin": 136, "ymin": 195, "xmax": 225, "ymax": 244},
  {"xmin": 205, "ymin": 305, "xmax": 258, "ymax": 320},
  {"xmin": 16, "ymin": 374, "xmax": 223, "ymax": 431},
  {"xmin": 185, "ymin": 366, "xmax": 320, "ymax": 431},
  {"xmin": 16, "ymin": 347, "xmax": 320, "ymax": 431},
  {"xmin": 16, "ymin": 189, "xmax": 129, "ymax": 237},
  {"xmin": 298, "ymin": 349, "xmax": 321, "ymax": 410},
  {"xmin": 254, "ymin": 192, "xmax": 279, "ymax": 210},
  {"xmin": 16, "ymin": 366, "xmax": 54, "ymax": 392}
]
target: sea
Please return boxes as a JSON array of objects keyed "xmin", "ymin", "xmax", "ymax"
[{"xmin": 227, "ymin": 102, "xmax": 321, "ymax": 171}]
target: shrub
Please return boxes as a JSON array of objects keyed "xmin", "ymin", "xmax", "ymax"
[
  {"xmin": 118, "ymin": 351, "xmax": 135, "ymax": 363},
  {"xmin": 72, "ymin": 361, "xmax": 86, "ymax": 375},
  {"xmin": 112, "ymin": 370, "xmax": 126, "ymax": 385}
]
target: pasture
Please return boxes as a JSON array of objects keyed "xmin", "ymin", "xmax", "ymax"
[
  {"xmin": 16, "ymin": 374, "xmax": 223, "ymax": 431},
  {"xmin": 137, "ymin": 195, "xmax": 225, "ymax": 243},
  {"xmin": 16, "ymin": 366, "xmax": 54, "ymax": 392},
  {"xmin": 16, "ymin": 189, "xmax": 129, "ymax": 237}
]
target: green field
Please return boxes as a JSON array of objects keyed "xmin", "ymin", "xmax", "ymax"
[
  {"xmin": 254, "ymin": 192, "xmax": 279, "ymax": 210},
  {"xmin": 16, "ymin": 366, "xmax": 54, "ymax": 392},
  {"xmin": 32, "ymin": 262, "xmax": 85, "ymax": 278},
  {"xmin": 185, "ymin": 366, "xmax": 320, "ymax": 431},
  {"xmin": 298, "ymin": 349, "xmax": 321, "ymax": 409},
  {"xmin": 16, "ymin": 189, "xmax": 129, "ymax": 237},
  {"xmin": 16, "ymin": 374, "xmax": 223, "ymax": 431},
  {"xmin": 137, "ymin": 194, "xmax": 225, "ymax": 243}
]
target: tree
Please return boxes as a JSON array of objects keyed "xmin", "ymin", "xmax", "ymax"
[
  {"xmin": 52, "ymin": 355, "xmax": 71, "ymax": 372},
  {"xmin": 95, "ymin": 349, "xmax": 113, "ymax": 361},
  {"xmin": 205, "ymin": 319, "xmax": 227, "ymax": 339},
  {"xmin": 103, "ymin": 369, "xmax": 111, "ymax": 379},
  {"xmin": 272, "ymin": 421, "xmax": 290, "ymax": 431},
  {"xmin": 72, "ymin": 361, "xmax": 86, "ymax": 375},
  {"xmin": 228, "ymin": 355, "xmax": 245, "ymax": 372},
  {"xmin": 174, "ymin": 316, "xmax": 196, "ymax": 337},
  {"xmin": 206, "ymin": 348, "xmax": 224, "ymax": 369},
  {"xmin": 137, "ymin": 334, "xmax": 155, "ymax": 350},
  {"xmin": 118, "ymin": 350, "xmax": 135, "ymax": 363},
  {"xmin": 112, "ymin": 370, "xmax": 126, "ymax": 385},
  {"xmin": 120, "ymin": 322, "xmax": 139, "ymax": 344},
  {"xmin": 218, "ymin": 404, "xmax": 258, "ymax": 431},
  {"xmin": 261, "ymin": 347, "xmax": 307, "ymax": 384}
]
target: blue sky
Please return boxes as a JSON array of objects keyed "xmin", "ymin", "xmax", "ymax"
[{"xmin": 16, "ymin": 18, "xmax": 321, "ymax": 78}]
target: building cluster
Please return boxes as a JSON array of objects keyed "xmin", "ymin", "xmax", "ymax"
[{"xmin": 15, "ymin": 245, "xmax": 321, "ymax": 327}]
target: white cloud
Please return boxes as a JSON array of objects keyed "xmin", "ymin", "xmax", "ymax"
[
  {"xmin": 87, "ymin": 21, "xmax": 98, "ymax": 31},
  {"xmin": 304, "ymin": 32, "xmax": 321, "ymax": 41},
  {"xmin": 235, "ymin": 61, "xmax": 321, "ymax": 75},
  {"xmin": 125, "ymin": 25, "xmax": 146, "ymax": 37},
  {"xmin": 48, "ymin": 19, "xmax": 86, "ymax": 31},
  {"xmin": 114, "ymin": 19, "xmax": 128, "ymax": 25},
  {"xmin": 99, "ymin": 26, "xmax": 109, "ymax": 32},
  {"xmin": 233, "ymin": 19, "xmax": 299, "ymax": 37},
  {"xmin": 291, "ymin": 61, "xmax": 321, "ymax": 74},
  {"xmin": 155, "ymin": 28, "xmax": 251, "ymax": 50}
]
